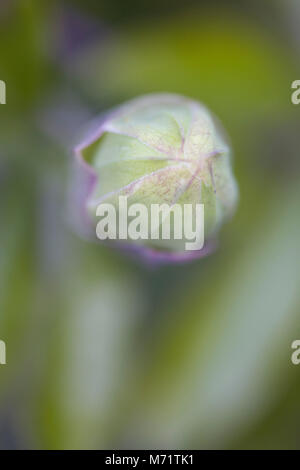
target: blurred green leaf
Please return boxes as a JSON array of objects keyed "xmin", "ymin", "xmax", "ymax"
[{"xmin": 123, "ymin": 182, "xmax": 300, "ymax": 448}]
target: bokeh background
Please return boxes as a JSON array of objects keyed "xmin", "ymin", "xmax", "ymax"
[{"xmin": 0, "ymin": 0, "xmax": 300, "ymax": 449}]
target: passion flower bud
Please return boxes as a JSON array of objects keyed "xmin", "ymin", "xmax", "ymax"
[{"xmin": 72, "ymin": 93, "xmax": 238, "ymax": 264}]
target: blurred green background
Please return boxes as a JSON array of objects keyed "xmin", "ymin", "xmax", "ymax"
[{"xmin": 0, "ymin": 0, "xmax": 300, "ymax": 449}]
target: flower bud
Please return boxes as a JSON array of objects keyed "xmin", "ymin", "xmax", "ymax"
[{"xmin": 72, "ymin": 93, "xmax": 238, "ymax": 263}]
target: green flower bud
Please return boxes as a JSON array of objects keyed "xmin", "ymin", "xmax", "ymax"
[{"xmin": 72, "ymin": 93, "xmax": 238, "ymax": 264}]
